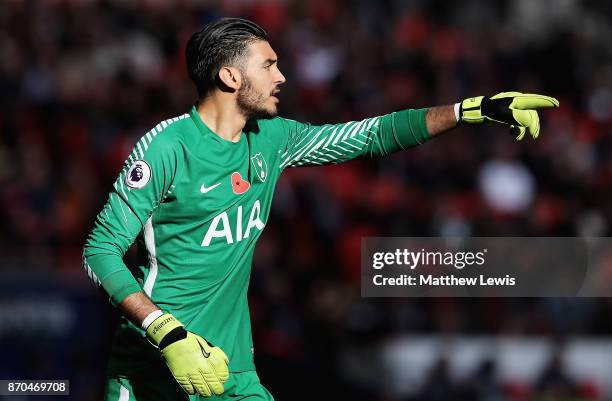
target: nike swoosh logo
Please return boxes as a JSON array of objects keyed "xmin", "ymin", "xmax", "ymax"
[
  {"xmin": 200, "ymin": 182, "xmax": 221, "ymax": 194},
  {"xmin": 199, "ymin": 339, "xmax": 211, "ymax": 358}
]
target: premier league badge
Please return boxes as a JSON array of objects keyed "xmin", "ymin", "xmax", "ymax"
[{"xmin": 125, "ymin": 160, "xmax": 151, "ymax": 189}]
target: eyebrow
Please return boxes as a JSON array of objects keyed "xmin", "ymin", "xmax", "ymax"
[{"xmin": 263, "ymin": 58, "xmax": 277, "ymax": 66}]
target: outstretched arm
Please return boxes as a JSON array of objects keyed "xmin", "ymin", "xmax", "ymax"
[{"xmin": 275, "ymin": 92, "xmax": 558, "ymax": 169}]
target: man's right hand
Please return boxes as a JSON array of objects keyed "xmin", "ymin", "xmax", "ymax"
[
  {"xmin": 146, "ymin": 313, "xmax": 230, "ymax": 396},
  {"xmin": 460, "ymin": 92, "xmax": 559, "ymax": 140}
]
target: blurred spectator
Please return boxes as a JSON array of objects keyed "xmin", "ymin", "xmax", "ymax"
[{"xmin": 534, "ymin": 350, "xmax": 579, "ymax": 401}]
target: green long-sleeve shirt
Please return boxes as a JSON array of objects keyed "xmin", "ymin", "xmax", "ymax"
[{"xmin": 83, "ymin": 105, "xmax": 429, "ymax": 374}]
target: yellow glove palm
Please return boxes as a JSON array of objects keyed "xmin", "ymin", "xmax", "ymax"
[
  {"xmin": 460, "ymin": 91, "xmax": 559, "ymax": 140},
  {"xmin": 146, "ymin": 313, "xmax": 229, "ymax": 397}
]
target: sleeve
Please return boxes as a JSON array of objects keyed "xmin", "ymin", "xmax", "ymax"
[
  {"xmin": 276, "ymin": 108, "xmax": 430, "ymax": 170},
  {"xmin": 82, "ymin": 131, "xmax": 180, "ymax": 306}
]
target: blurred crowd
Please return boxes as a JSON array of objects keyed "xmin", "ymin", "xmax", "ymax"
[{"xmin": 2, "ymin": 0, "xmax": 612, "ymax": 400}]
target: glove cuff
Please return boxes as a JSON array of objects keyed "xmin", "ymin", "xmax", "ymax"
[
  {"xmin": 460, "ymin": 96, "xmax": 485, "ymax": 123},
  {"xmin": 146, "ymin": 313, "xmax": 184, "ymax": 347}
]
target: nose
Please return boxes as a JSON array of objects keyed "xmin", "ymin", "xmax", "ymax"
[{"xmin": 276, "ymin": 69, "xmax": 286, "ymax": 85}]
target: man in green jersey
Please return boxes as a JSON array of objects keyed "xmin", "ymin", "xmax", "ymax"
[{"xmin": 83, "ymin": 17, "xmax": 558, "ymax": 401}]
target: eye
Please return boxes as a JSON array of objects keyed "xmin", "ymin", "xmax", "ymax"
[{"xmin": 264, "ymin": 65, "xmax": 272, "ymax": 70}]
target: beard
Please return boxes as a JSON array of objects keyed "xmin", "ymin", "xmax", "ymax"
[{"xmin": 236, "ymin": 76, "xmax": 278, "ymax": 120}]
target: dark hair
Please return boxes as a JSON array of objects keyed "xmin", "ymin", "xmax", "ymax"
[{"xmin": 186, "ymin": 18, "xmax": 269, "ymax": 98}]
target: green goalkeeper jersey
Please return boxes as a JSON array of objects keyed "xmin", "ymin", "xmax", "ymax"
[{"xmin": 83, "ymin": 105, "xmax": 429, "ymax": 374}]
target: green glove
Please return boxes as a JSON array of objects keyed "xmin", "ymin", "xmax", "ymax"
[
  {"xmin": 146, "ymin": 313, "xmax": 229, "ymax": 397},
  {"xmin": 460, "ymin": 92, "xmax": 559, "ymax": 140}
]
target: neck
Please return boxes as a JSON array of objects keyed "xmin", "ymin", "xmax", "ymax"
[{"xmin": 196, "ymin": 93, "xmax": 247, "ymax": 143}]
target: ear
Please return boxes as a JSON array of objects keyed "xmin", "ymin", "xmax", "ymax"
[{"xmin": 218, "ymin": 66, "xmax": 242, "ymax": 91}]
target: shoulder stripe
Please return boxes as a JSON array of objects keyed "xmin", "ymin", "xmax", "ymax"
[
  {"xmin": 114, "ymin": 113, "xmax": 188, "ymax": 201},
  {"xmin": 140, "ymin": 136, "xmax": 149, "ymax": 152},
  {"xmin": 132, "ymin": 113, "xmax": 189, "ymax": 161},
  {"xmin": 136, "ymin": 142, "xmax": 144, "ymax": 159}
]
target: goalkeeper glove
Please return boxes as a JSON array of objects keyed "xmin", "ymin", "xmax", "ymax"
[
  {"xmin": 460, "ymin": 92, "xmax": 559, "ymax": 140},
  {"xmin": 146, "ymin": 313, "xmax": 229, "ymax": 397}
]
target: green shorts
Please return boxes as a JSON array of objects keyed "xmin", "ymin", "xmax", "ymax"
[{"xmin": 103, "ymin": 370, "xmax": 274, "ymax": 401}]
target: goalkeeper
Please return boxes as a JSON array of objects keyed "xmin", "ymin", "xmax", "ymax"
[{"xmin": 83, "ymin": 17, "xmax": 558, "ymax": 401}]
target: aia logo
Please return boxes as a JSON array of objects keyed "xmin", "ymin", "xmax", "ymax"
[
  {"xmin": 231, "ymin": 172, "xmax": 250, "ymax": 195},
  {"xmin": 201, "ymin": 200, "xmax": 265, "ymax": 246}
]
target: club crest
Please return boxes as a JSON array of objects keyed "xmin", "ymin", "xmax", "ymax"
[{"xmin": 250, "ymin": 152, "xmax": 268, "ymax": 183}]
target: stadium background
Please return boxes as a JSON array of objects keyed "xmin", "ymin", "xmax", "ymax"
[{"xmin": 1, "ymin": 0, "xmax": 612, "ymax": 400}]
